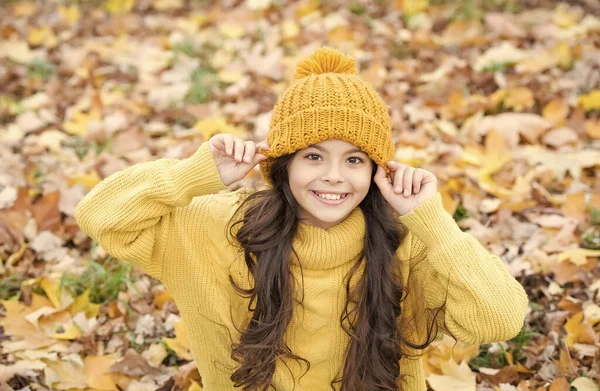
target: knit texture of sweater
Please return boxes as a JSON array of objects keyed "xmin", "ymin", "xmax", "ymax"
[{"xmin": 74, "ymin": 141, "xmax": 529, "ymax": 390}]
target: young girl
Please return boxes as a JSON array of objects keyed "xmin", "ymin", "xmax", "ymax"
[{"xmin": 75, "ymin": 46, "xmax": 529, "ymax": 391}]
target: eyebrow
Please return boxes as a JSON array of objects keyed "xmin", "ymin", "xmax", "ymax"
[{"xmin": 307, "ymin": 144, "xmax": 366, "ymax": 155}]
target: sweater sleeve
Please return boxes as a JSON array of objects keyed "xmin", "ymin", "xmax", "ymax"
[
  {"xmin": 74, "ymin": 142, "xmax": 228, "ymax": 282},
  {"xmin": 398, "ymin": 192, "xmax": 529, "ymax": 345}
]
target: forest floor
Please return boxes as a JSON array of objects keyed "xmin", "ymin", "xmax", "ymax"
[{"xmin": 0, "ymin": 0, "xmax": 599, "ymax": 390}]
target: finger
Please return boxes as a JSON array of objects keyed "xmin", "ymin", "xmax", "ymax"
[
  {"xmin": 403, "ymin": 167, "xmax": 414, "ymax": 196},
  {"xmin": 386, "ymin": 160, "xmax": 399, "ymax": 173},
  {"xmin": 256, "ymin": 140, "xmax": 270, "ymax": 151},
  {"xmin": 253, "ymin": 151, "xmax": 268, "ymax": 164},
  {"xmin": 243, "ymin": 141, "xmax": 255, "ymax": 163},
  {"xmin": 373, "ymin": 165, "xmax": 393, "ymax": 195},
  {"xmin": 393, "ymin": 166, "xmax": 406, "ymax": 193},
  {"xmin": 234, "ymin": 138, "xmax": 245, "ymax": 162},
  {"xmin": 413, "ymin": 170, "xmax": 424, "ymax": 193},
  {"xmin": 211, "ymin": 134, "xmax": 226, "ymax": 152},
  {"xmin": 224, "ymin": 134, "xmax": 234, "ymax": 156}
]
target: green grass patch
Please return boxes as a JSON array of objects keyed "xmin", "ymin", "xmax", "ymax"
[
  {"xmin": 64, "ymin": 135, "xmax": 115, "ymax": 160},
  {"xmin": 469, "ymin": 342, "xmax": 510, "ymax": 370},
  {"xmin": 27, "ymin": 59, "xmax": 56, "ymax": 82},
  {"xmin": 453, "ymin": 204, "xmax": 470, "ymax": 221},
  {"xmin": 347, "ymin": 2, "xmax": 368, "ymax": 15},
  {"xmin": 482, "ymin": 62, "xmax": 513, "ymax": 73},
  {"xmin": 186, "ymin": 66, "xmax": 220, "ymax": 104},
  {"xmin": 59, "ymin": 257, "xmax": 134, "ymax": 304},
  {"xmin": 172, "ymin": 40, "xmax": 195, "ymax": 57},
  {"xmin": 469, "ymin": 325, "xmax": 539, "ymax": 370},
  {"xmin": 589, "ymin": 206, "xmax": 600, "ymax": 226},
  {"xmin": 582, "ymin": 227, "xmax": 600, "ymax": 250},
  {"xmin": 509, "ymin": 325, "xmax": 537, "ymax": 362},
  {"xmin": 431, "ymin": 0, "xmax": 519, "ymax": 21},
  {"xmin": 0, "ymin": 273, "xmax": 26, "ymax": 301}
]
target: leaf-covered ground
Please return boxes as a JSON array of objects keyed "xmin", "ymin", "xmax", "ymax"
[{"xmin": 1, "ymin": 0, "xmax": 599, "ymax": 390}]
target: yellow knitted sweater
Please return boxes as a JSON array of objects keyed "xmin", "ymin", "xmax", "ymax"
[{"xmin": 74, "ymin": 142, "xmax": 529, "ymax": 390}]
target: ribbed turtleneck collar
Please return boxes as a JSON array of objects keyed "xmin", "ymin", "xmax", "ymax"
[{"xmin": 291, "ymin": 207, "xmax": 366, "ymax": 270}]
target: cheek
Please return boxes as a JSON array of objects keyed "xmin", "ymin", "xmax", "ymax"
[
  {"xmin": 357, "ymin": 178, "xmax": 372, "ymax": 195},
  {"xmin": 288, "ymin": 162, "xmax": 310, "ymax": 193},
  {"xmin": 356, "ymin": 168, "xmax": 373, "ymax": 191}
]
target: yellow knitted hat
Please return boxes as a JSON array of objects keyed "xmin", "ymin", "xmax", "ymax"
[{"xmin": 257, "ymin": 46, "xmax": 395, "ymax": 186}]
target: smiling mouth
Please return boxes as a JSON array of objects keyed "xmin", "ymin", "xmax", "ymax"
[{"xmin": 310, "ymin": 191, "xmax": 350, "ymax": 203}]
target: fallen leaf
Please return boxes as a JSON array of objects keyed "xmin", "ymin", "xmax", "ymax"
[
  {"xmin": 163, "ymin": 320, "xmax": 193, "ymax": 360},
  {"xmin": 84, "ymin": 354, "xmax": 120, "ymax": 391}
]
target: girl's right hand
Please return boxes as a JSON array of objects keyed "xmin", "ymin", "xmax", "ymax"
[{"xmin": 208, "ymin": 134, "xmax": 270, "ymax": 186}]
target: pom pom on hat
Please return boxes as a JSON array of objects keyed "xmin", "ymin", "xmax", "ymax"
[{"xmin": 294, "ymin": 46, "xmax": 358, "ymax": 80}]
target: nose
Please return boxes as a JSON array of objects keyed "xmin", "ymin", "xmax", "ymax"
[{"xmin": 323, "ymin": 162, "xmax": 344, "ymax": 184}]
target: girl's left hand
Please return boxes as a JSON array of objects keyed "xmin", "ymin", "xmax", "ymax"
[{"xmin": 373, "ymin": 161, "xmax": 438, "ymax": 216}]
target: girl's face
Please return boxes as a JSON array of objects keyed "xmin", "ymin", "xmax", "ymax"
[{"xmin": 288, "ymin": 139, "xmax": 374, "ymax": 230}]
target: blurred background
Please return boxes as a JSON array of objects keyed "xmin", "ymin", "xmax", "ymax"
[{"xmin": 0, "ymin": 0, "xmax": 599, "ymax": 390}]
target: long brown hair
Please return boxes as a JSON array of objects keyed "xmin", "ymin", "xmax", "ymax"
[{"xmin": 223, "ymin": 151, "xmax": 451, "ymax": 390}]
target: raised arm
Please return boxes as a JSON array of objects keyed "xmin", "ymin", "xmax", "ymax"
[
  {"xmin": 398, "ymin": 192, "xmax": 529, "ymax": 345},
  {"xmin": 74, "ymin": 142, "xmax": 228, "ymax": 282}
]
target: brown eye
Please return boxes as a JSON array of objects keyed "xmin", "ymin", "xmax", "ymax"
[{"xmin": 305, "ymin": 153, "xmax": 321, "ymax": 160}]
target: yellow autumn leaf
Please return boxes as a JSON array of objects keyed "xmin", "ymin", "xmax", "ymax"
[
  {"xmin": 480, "ymin": 128, "xmax": 512, "ymax": 177},
  {"xmin": 0, "ymin": 295, "xmax": 55, "ymax": 349},
  {"xmin": 53, "ymin": 323, "xmax": 82, "ymax": 340},
  {"xmin": 427, "ymin": 359, "xmax": 476, "ymax": 391},
  {"xmin": 5, "ymin": 242, "xmax": 28, "ymax": 273},
  {"xmin": 14, "ymin": 2, "xmax": 37, "ymax": 17},
  {"xmin": 40, "ymin": 277, "xmax": 61, "ymax": 309},
  {"xmin": 585, "ymin": 119, "xmax": 600, "ymax": 139},
  {"xmin": 84, "ymin": 354, "xmax": 120, "ymax": 391},
  {"xmin": 105, "ymin": 0, "xmax": 135, "ymax": 14},
  {"xmin": 189, "ymin": 379, "xmax": 203, "ymax": 391},
  {"xmin": 439, "ymin": 187, "xmax": 459, "ymax": 216},
  {"xmin": 194, "ymin": 117, "xmax": 247, "ymax": 141},
  {"xmin": 68, "ymin": 169, "xmax": 101, "ymax": 191},
  {"xmin": 153, "ymin": 0, "xmax": 184, "ymax": 11},
  {"xmin": 558, "ymin": 248, "xmax": 600, "ymax": 266},
  {"xmin": 58, "ymin": 4, "xmax": 80, "ymax": 24},
  {"xmin": 474, "ymin": 129, "xmax": 520, "ymax": 198},
  {"xmin": 219, "ymin": 23, "xmax": 245, "ymax": 39},
  {"xmin": 553, "ymin": 3, "xmax": 580, "ymax": 28},
  {"xmin": 153, "ymin": 290, "xmax": 173, "ymax": 309},
  {"xmin": 70, "ymin": 288, "xmax": 102, "ymax": 318},
  {"xmin": 146, "ymin": 343, "xmax": 169, "ymax": 366},
  {"xmin": 490, "ymin": 87, "xmax": 535, "ymax": 112},
  {"xmin": 564, "ymin": 312, "xmax": 597, "ymax": 348},
  {"xmin": 164, "ymin": 320, "xmax": 193, "ymax": 360},
  {"xmin": 556, "ymin": 42, "xmax": 573, "ymax": 70},
  {"xmin": 27, "ymin": 27, "xmax": 58, "ymax": 49},
  {"xmin": 281, "ymin": 20, "xmax": 300, "ymax": 40},
  {"xmin": 516, "ymin": 49, "xmax": 557, "ymax": 73},
  {"xmin": 396, "ymin": 0, "xmax": 429, "ymax": 16},
  {"xmin": 45, "ymin": 359, "xmax": 88, "ymax": 390},
  {"xmin": 218, "ymin": 70, "xmax": 244, "ymax": 84},
  {"xmin": 423, "ymin": 334, "xmax": 479, "ymax": 377},
  {"xmin": 578, "ymin": 90, "xmax": 600, "ymax": 111},
  {"xmin": 328, "ymin": 26, "xmax": 355, "ymax": 44},
  {"xmin": 296, "ymin": 0, "xmax": 320, "ymax": 18},
  {"xmin": 542, "ymin": 98, "xmax": 569, "ymax": 125},
  {"xmin": 62, "ymin": 109, "xmax": 102, "ymax": 137},
  {"xmin": 459, "ymin": 144, "xmax": 483, "ymax": 167}
]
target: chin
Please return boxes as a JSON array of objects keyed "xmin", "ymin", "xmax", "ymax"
[{"xmin": 301, "ymin": 201, "xmax": 357, "ymax": 227}]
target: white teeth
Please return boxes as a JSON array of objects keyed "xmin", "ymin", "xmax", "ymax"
[{"xmin": 314, "ymin": 192, "xmax": 346, "ymax": 200}]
